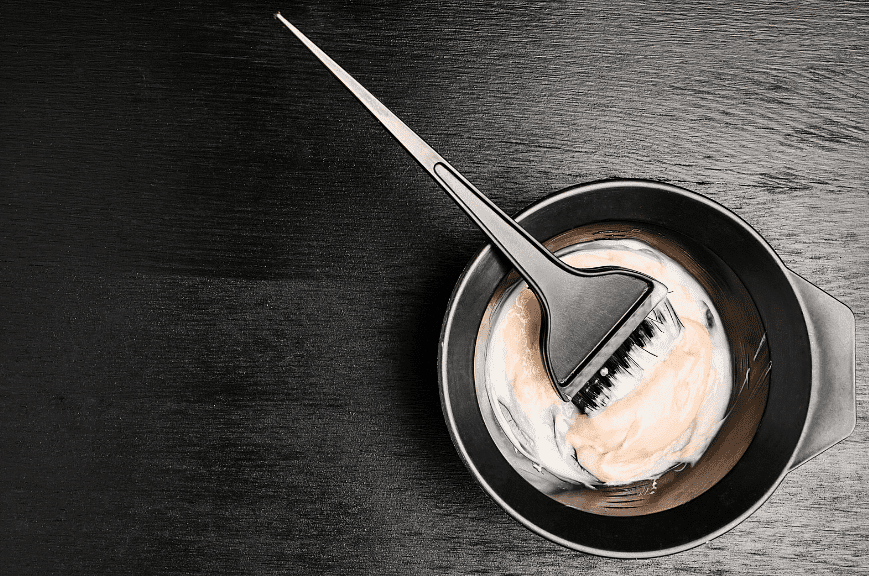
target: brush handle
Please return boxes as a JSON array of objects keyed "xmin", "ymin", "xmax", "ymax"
[
  {"xmin": 275, "ymin": 14, "xmax": 567, "ymax": 295},
  {"xmin": 430, "ymin": 163, "xmax": 571, "ymax": 295},
  {"xmin": 278, "ymin": 15, "xmax": 659, "ymax": 396}
]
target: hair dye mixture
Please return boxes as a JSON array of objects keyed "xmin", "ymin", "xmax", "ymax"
[{"xmin": 484, "ymin": 239, "xmax": 732, "ymax": 486}]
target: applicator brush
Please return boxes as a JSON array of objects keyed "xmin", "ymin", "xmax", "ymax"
[{"xmin": 276, "ymin": 15, "xmax": 683, "ymax": 414}]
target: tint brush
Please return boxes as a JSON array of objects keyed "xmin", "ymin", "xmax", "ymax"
[
  {"xmin": 573, "ymin": 297, "xmax": 683, "ymax": 415},
  {"xmin": 276, "ymin": 14, "xmax": 683, "ymax": 414}
]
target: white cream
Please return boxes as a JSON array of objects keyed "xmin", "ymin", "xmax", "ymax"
[{"xmin": 484, "ymin": 239, "xmax": 732, "ymax": 486}]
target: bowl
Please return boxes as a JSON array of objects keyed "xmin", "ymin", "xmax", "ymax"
[{"xmin": 438, "ymin": 179, "xmax": 855, "ymax": 557}]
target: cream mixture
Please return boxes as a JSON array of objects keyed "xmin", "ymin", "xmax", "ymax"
[{"xmin": 484, "ymin": 239, "xmax": 732, "ymax": 486}]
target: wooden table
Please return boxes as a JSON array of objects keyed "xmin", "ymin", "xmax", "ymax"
[{"xmin": 3, "ymin": 1, "xmax": 867, "ymax": 573}]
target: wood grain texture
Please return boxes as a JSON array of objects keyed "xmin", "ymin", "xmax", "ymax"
[{"xmin": 1, "ymin": 0, "xmax": 867, "ymax": 574}]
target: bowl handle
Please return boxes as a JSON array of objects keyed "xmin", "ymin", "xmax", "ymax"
[{"xmin": 788, "ymin": 271, "xmax": 856, "ymax": 470}]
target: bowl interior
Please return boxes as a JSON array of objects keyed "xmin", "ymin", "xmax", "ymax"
[{"xmin": 474, "ymin": 222, "xmax": 769, "ymax": 515}]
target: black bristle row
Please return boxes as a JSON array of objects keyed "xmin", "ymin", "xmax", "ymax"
[{"xmin": 572, "ymin": 301, "xmax": 682, "ymax": 415}]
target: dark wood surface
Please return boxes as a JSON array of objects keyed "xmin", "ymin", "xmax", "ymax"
[{"xmin": 2, "ymin": 1, "xmax": 867, "ymax": 573}]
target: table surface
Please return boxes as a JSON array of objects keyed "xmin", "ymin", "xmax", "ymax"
[{"xmin": 2, "ymin": 1, "xmax": 867, "ymax": 574}]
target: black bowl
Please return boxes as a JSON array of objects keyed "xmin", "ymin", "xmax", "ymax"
[{"xmin": 439, "ymin": 180, "xmax": 852, "ymax": 557}]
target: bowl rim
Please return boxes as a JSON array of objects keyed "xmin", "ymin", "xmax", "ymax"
[{"xmin": 438, "ymin": 178, "xmax": 812, "ymax": 558}]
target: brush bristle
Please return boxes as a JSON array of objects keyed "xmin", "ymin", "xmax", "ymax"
[{"xmin": 572, "ymin": 298, "xmax": 683, "ymax": 416}]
